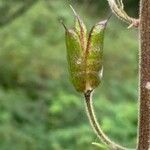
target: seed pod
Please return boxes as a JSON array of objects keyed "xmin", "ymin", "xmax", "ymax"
[{"xmin": 63, "ymin": 6, "xmax": 108, "ymax": 93}]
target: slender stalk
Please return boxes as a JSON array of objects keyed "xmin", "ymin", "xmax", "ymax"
[
  {"xmin": 137, "ymin": 0, "xmax": 150, "ymax": 149},
  {"xmin": 84, "ymin": 90, "xmax": 133, "ymax": 150}
]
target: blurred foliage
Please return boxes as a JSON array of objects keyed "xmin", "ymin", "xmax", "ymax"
[
  {"xmin": 0, "ymin": 0, "xmax": 38, "ymax": 27},
  {"xmin": 74, "ymin": 0, "xmax": 139, "ymax": 16},
  {"xmin": 0, "ymin": 0, "xmax": 138, "ymax": 150}
]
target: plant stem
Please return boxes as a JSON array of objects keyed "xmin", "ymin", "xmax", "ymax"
[
  {"xmin": 84, "ymin": 90, "xmax": 133, "ymax": 150},
  {"xmin": 137, "ymin": 0, "xmax": 150, "ymax": 149}
]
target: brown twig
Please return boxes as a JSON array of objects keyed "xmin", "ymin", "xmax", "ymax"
[{"xmin": 137, "ymin": 0, "xmax": 150, "ymax": 149}]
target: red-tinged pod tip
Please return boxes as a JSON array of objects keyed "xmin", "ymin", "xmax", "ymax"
[
  {"xmin": 97, "ymin": 14, "xmax": 112, "ymax": 27},
  {"xmin": 70, "ymin": 5, "xmax": 78, "ymax": 17},
  {"xmin": 59, "ymin": 19, "xmax": 68, "ymax": 31},
  {"xmin": 97, "ymin": 20, "xmax": 108, "ymax": 26}
]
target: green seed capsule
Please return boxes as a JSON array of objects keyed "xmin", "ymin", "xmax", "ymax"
[{"xmin": 63, "ymin": 6, "xmax": 108, "ymax": 93}]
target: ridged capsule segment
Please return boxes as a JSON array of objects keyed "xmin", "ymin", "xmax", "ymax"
[
  {"xmin": 85, "ymin": 20, "xmax": 107, "ymax": 91},
  {"xmin": 70, "ymin": 5, "xmax": 87, "ymax": 52},
  {"xmin": 65, "ymin": 29, "xmax": 86, "ymax": 92}
]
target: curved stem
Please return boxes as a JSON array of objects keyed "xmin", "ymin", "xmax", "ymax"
[{"xmin": 84, "ymin": 90, "xmax": 134, "ymax": 150}]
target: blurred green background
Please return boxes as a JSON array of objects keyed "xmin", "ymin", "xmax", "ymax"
[{"xmin": 0, "ymin": 0, "xmax": 139, "ymax": 150}]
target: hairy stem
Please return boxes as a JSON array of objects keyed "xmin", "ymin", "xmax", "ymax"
[
  {"xmin": 137, "ymin": 0, "xmax": 150, "ymax": 149},
  {"xmin": 84, "ymin": 90, "xmax": 133, "ymax": 150}
]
